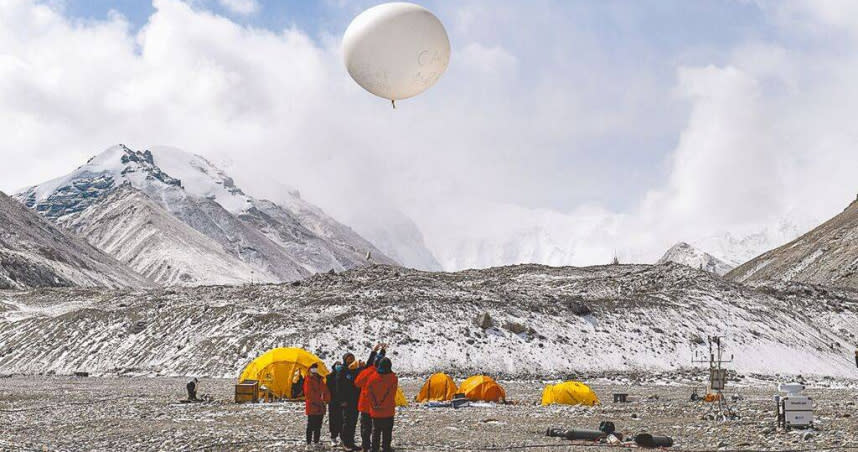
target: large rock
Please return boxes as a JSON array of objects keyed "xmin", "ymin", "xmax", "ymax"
[
  {"xmin": 474, "ymin": 312, "xmax": 494, "ymax": 329},
  {"xmin": 503, "ymin": 321, "xmax": 529, "ymax": 335}
]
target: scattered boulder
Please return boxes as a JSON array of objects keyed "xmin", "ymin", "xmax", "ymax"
[
  {"xmin": 474, "ymin": 313, "xmax": 494, "ymax": 330},
  {"xmin": 503, "ymin": 321, "xmax": 529, "ymax": 335},
  {"xmin": 129, "ymin": 321, "xmax": 146, "ymax": 334},
  {"xmin": 560, "ymin": 297, "xmax": 592, "ymax": 316}
]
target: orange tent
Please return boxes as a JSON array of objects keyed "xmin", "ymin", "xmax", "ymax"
[
  {"xmin": 458, "ymin": 375, "xmax": 506, "ymax": 402},
  {"xmin": 416, "ymin": 373, "xmax": 457, "ymax": 402}
]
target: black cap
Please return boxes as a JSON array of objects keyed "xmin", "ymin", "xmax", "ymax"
[{"xmin": 376, "ymin": 357, "xmax": 392, "ymax": 374}]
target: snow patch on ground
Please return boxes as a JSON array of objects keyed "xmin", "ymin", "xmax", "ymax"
[{"xmin": 0, "ymin": 299, "xmax": 94, "ymax": 322}]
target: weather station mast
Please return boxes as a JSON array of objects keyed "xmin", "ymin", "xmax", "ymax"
[{"xmin": 691, "ymin": 335, "xmax": 739, "ymax": 421}]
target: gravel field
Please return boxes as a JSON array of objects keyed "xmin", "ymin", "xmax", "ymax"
[{"xmin": 1, "ymin": 376, "xmax": 857, "ymax": 451}]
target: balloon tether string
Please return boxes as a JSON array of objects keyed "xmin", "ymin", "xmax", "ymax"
[{"xmin": 391, "ymin": 99, "xmax": 396, "ymax": 109}]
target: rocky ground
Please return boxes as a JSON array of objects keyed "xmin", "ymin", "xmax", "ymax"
[
  {"xmin": 1, "ymin": 375, "xmax": 856, "ymax": 451},
  {"xmin": 2, "ymin": 264, "xmax": 858, "ymax": 378}
]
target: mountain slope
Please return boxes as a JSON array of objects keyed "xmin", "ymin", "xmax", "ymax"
[
  {"xmin": 1, "ymin": 263, "xmax": 855, "ymax": 377},
  {"xmin": 15, "ymin": 145, "xmax": 396, "ymax": 285},
  {"xmin": 727, "ymin": 196, "xmax": 858, "ymax": 289},
  {"xmin": 690, "ymin": 220, "xmax": 808, "ymax": 268},
  {"xmin": 657, "ymin": 242, "xmax": 733, "ymax": 275},
  {"xmin": 347, "ymin": 208, "xmax": 442, "ymax": 271},
  {"xmin": 0, "ymin": 191, "xmax": 149, "ymax": 289},
  {"xmin": 143, "ymin": 146, "xmax": 397, "ymax": 270},
  {"xmin": 63, "ymin": 185, "xmax": 268, "ymax": 286}
]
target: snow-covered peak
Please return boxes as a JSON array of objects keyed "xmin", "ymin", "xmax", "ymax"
[
  {"xmin": 145, "ymin": 146, "xmax": 254, "ymax": 214},
  {"xmin": 656, "ymin": 241, "xmax": 733, "ymax": 275},
  {"xmin": 15, "ymin": 144, "xmax": 398, "ymax": 286},
  {"xmin": 16, "ymin": 144, "xmax": 259, "ymax": 220},
  {"xmin": 15, "ymin": 144, "xmax": 186, "ymax": 220},
  {"xmin": 691, "ymin": 220, "xmax": 807, "ymax": 268}
]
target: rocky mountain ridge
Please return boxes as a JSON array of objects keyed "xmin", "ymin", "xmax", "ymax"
[
  {"xmin": 728, "ymin": 195, "xmax": 858, "ymax": 289},
  {"xmin": 1, "ymin": 263, "xmax": 855, "ymax": 377}
]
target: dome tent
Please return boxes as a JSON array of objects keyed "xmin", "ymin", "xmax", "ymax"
[
  {"xmin": 395, "ymin": 387, "xmax": 408, "ymax": 407},
  {"xmin": 458, "ymin": 375, "xmax": 506, "ymax": 402},
  {"xmin": 238, "ymin": 348, "xmax": 329, "ymax": 399},
  {"xmin": 541, "ymin": 381, "xmax": 600, "ymax": 406},
  {"xmin": 416, "ymin": 372, "xmax": 457, "ymax": 402}
]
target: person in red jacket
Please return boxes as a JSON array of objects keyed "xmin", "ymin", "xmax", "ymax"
[
  {"xmin": 354, "ymin": 344, "xmax": 385, "ymax": 452},
  {"xmin": 367, "ymin": 357, "xmax": 398, "ymax": 452},
  {"xmin": 303, "ymin": 363, "xmax": 331, "ymax": 448},
  {"xmin": 355, "ymin": 344, "xmax": 386, "ymax": 452}
]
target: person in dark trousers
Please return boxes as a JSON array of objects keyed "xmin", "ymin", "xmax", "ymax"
[
  {"xmin": 337, "ymin": 352, "xmax": 361, "ymax": 451},
  {"xmin": 328, "ymin": 361, "xmax": 344, "ymax": 447},
  {"xmin": 367, "ymin": 357, "xmax": 398, "ymax": 452},
  {"xmin": 339, "ymin": 345, "xmax": 382, "ymax": 452},
  {"xmin": 292, "ymin": 368, "xmax": 305, "ymax": 399},
  {"xmin": 355, "ymin": 345, "xmax": 385, "ymax": 452},
  {"xmin": 186, "ymin": 378, "xmax": 198, "ymax": 401},
  {"xmin": 303, "ymin": 363, "xmax": 330, "ymax": 449}
]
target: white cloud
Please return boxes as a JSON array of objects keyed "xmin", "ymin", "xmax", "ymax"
[
  {"xmin": 0, "ymin": 0, "xmax": 856, "ymax": 271},
  {"xmin": 217, "ymin": 0, "xmax": 259, "ymax": 15}
]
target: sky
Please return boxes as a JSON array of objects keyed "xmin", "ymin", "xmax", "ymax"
[{"xmin": 1, "ymin": 0, "xmax": 858, "ymax": 270}]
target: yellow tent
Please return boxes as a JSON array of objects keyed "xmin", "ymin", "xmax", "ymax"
[
  {"xmin": 395, "ymin": 387, "xmax": 408, "ymax": 407},
  {"xmin": 416, "ymin": 373, "xmax": 457, "ymax": 402},
  {"xmin": 238, "ymin": 348, "xmax": 329, "ymax": 399},
  {"xmin": 458, "ymin": 375, "xmax": 506, "ymax": 402},
  {"xmin": 540, "ymin": 381, "xmax": 599, "ymax": 406}
]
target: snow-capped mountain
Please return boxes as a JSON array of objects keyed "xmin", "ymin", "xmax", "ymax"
[
  {"xmin": 413, "ymin": 198, "xmax": 811, "ymax": 272},
  {"xmin": 657, "ymin": 242, "xmax": 733, "ymax": 275},
  {"xmin": 15, "ymin": 145, "xmax": 396, "ymax": 286},
  {"xmin": 727, "ymin": 196, "xmax": 858, "ymax": 289},
  {"xmin": 417, "ymin": 202, "xmax": 623, "ymax": 271},
  {"xmin": 0, "ymin": 190, "xmax": 149, "ymax": 289},
  {"xmin": 347, "ymin": 208, "xmax": 441, "ymax": 271},
  {"xmin": 690, "ymin": 220, "xmax": 808, "ymax": 268}
]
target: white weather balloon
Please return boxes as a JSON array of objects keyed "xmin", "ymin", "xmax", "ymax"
[{"xmin": 343, "ymin": 2, "xmax": 450, "ymax": 106}]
